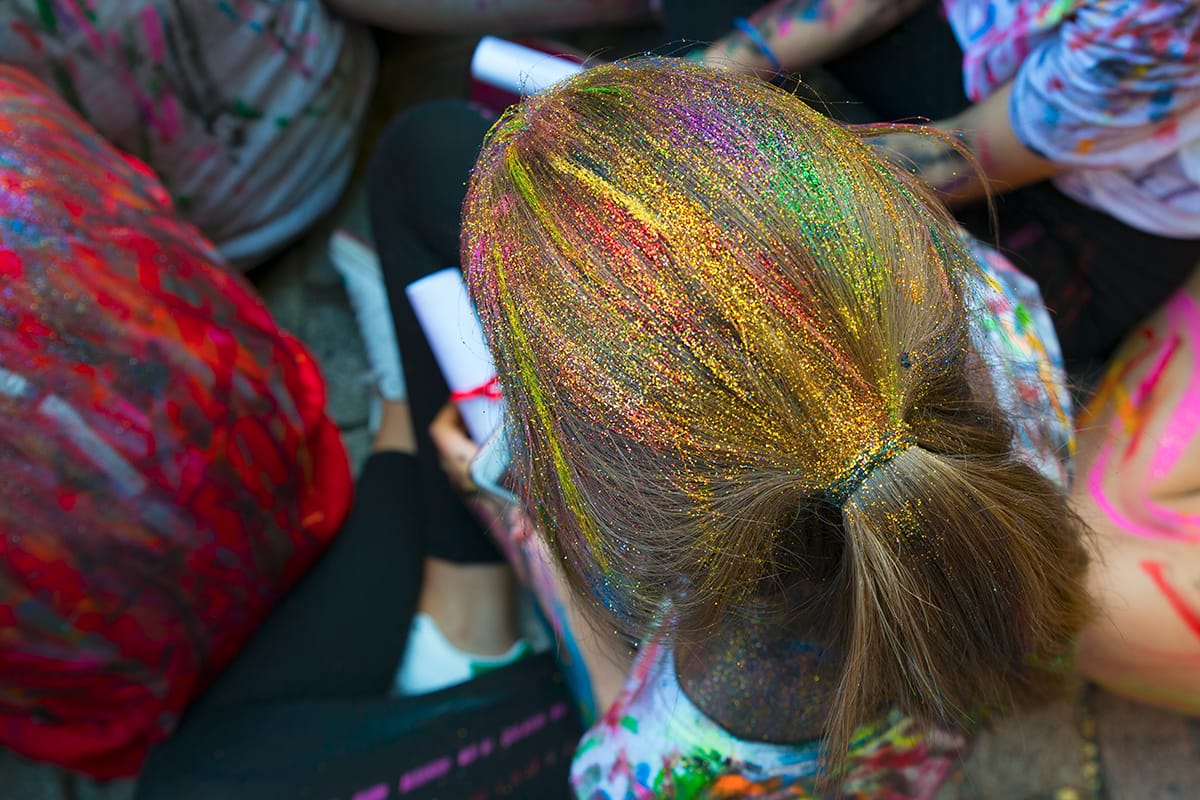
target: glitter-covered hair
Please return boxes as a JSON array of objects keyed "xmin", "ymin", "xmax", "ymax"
[{"xmin": 462, "ymin": 59, "xmax": 1090, "ymax": 760}]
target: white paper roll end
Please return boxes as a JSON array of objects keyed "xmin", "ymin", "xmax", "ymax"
[
  {"xmin": 471, "ymin": 36, "xmax": 585, "ymax": 96},
  {"xmin": 406, "ymin": 268, "xmax": 504, "ymax": 443}
]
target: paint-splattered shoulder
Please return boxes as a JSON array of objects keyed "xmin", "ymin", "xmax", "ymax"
[{"xmin": 963, "ymin": 236, "xmax": 1075, "ymax": 489}]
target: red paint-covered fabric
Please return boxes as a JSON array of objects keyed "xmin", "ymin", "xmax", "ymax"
[{"xmin": 0, "ymin": 65, "xmax": 352, "ymax": 777}]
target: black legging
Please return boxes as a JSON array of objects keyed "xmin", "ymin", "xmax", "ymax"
[
  {"xmin": 369, "ymin": 99, "xmax": 504, "ymax": 566},
  {"xmin": 663, "ymin": 0, "xmax": 1200, "ymax": 379},
  {"xmin": 136, "ymin": 103, "xmax": 579, "ymax": 800}
]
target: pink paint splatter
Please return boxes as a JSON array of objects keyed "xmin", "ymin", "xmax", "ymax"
[
  {"xmin": 1141, "ymin": 560, "xmax": 1200, "ymax": 641},
  {"xmin": 139, "ymin": 6, "xmax": 166, "ymax": 63},
  {"xmin": 350, "ymin": 784, "xmax": 387, "ymax": 800},
  {"xmin": 1086, "ymin": 293, "xmax": 1200, "ymax": 543}
]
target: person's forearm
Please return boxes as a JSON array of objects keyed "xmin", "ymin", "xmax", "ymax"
[
  {"xmin": 869, "ymin": 82, "xmax": 1062, "ymax": 206},
  {"xmin": 703, "ymin": 0, "xmax": 926, "ymax": 74}
]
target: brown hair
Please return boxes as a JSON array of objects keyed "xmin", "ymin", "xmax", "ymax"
[{"xmin": 462, "ymin": 58, "xmax": 1091, "ymax": 761}]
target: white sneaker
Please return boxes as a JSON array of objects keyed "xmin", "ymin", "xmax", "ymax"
[
  {"xmin": 329, "ymin": 230, "xmax": 407, "ymax": 406},
  {"xmin": 394, "ymin": 612, "xmax": 531, "ymax": 696}
]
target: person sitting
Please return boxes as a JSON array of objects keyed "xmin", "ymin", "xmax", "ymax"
[
  {"xmin": 138, "ymin": 57, "xmax": 1094, "ymax": 798},
  {"xmin": 454, "ymin": 58, "xmax": 1092, "ymax": 796},
  {"xmin": 0, "ymin": 0, "xmax": 377, "ymax": 266},
  {"xmin": 1072, "ymin": 266, "xmax": 1200, "ymax": 717},
  {"xmin": 0, "ymin": 64, "xmax": 352, "ymax": 778}
]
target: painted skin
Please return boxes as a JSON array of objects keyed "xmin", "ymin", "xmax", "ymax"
[{"xmin": 1072, "ymin": 268, "xmax": 1200, "ymax": 715}]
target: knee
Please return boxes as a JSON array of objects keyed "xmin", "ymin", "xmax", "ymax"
[{"xmin": 367, "ymin": 99, "xmax": 491, "ymax": 213}]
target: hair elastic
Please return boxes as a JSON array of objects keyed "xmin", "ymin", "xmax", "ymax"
[
  {"xmin": 826, "ymin": 427, "xmax": 914, "ymax": 507},
  {"xmin": 732, "ymin": 17, "xmax": 783, "ymax": 74}
]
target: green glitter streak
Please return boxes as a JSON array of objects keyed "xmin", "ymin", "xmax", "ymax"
[
  {"xmin": 507, "ymin": 149, "xmax": 574, "ymax": 256},
  {"xmin": 493, "ymin": 155, "xmax": 606, "ymax": 569}
]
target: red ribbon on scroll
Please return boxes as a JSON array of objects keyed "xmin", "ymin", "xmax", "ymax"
[{"xmin": 450, "ymin": 375, "xmax": 503, "ymax": 403}]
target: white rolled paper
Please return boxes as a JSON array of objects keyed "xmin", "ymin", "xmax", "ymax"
[
  {"xmin": 406, "ymin": 268, "xmax": 503, "ymax": 443},
  {"xmin": 471, "ymin": 36, "xmax": 585, "ymax": 96}
]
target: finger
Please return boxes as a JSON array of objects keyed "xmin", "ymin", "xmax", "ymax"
[
  {"xmin": 429, "ymin": 403, "xmax": 474, "ymax": 453},
  {"xmin": 429, "ymin": 403, "xmax": 480, "ymax": 490}
]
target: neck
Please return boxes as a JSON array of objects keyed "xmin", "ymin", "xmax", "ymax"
[{"xmin": 674, "ymin": 616, "xmax": 842, "ymax": 743}]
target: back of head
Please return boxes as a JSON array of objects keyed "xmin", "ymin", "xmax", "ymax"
[{"xmin": 462, "ymin": 59, "xmax": 1091, "ymax": 758}]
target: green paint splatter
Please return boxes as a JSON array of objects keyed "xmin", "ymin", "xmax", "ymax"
[
  {"xmin": 574, "ymin": 736, "xmax": 600, "ymax": 757},
  {"xmin": 233, "ymin": 100, "xmax": 264, "ymax": 120},
  {"xmin": 35, "ymin": 0, "xmax": 56, "ymax": 32},
  {"xmin": 50, "ymin": 63, "xmax": 83, "ymax": 116}
]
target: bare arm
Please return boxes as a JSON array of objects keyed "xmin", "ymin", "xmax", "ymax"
[
  {"xmin": 702, "ymin": 0, "xmax": 927, "ymax": 74},
  {"xmin": 868, "ymin": 82, "xmax": 1063, "ymax": 206},
  {"xmin": 1070, "ymin": 266, "xmax": 1200, "ymax": 714}
]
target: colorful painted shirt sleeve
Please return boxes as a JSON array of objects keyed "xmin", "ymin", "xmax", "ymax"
[
  {"xmin": 965, "ymin": 237, "xmax": 1075, "ymax": 490},
  {"xmin": 1006, "ymin": 1, "xmax": 1200, "ymax": 169},
  {"xmin": 945, "ymin": 0, "xmax": 1200, "ymax": 234},
  {"xmin": 0, "ymin": 0, "xmax": 377, "ymax": 265}
]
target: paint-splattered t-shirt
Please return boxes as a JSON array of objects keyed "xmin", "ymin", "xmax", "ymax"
[
  {"xmin": 943, "ymin": 0, "xmax": 1200, "ymax": 237},
  {"xmin": 967, "ymin": 238, "xmax": 1075, "ymax": 489},
  {"xmin": 0, "ymin": 0, "xmax": 377, "ymax": 264},
  {"xmin": 571, "ymin": 639, "xmax": 968, "ymax": 800},
  {"xmin": 569, "ymin": 241, "xmax": 1073, "ymax": 800}
]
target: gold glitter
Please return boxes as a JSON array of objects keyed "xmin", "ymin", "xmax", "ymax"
[{"xmin": 460, "ymin": 58, "xmax": 1092, "ymax": 763}]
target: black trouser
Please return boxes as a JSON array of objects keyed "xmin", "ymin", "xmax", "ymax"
[
  {"xmin": 136, "ymin": 452, "xmax": 577, "ymax": 799},
  {"xmin": 369, "ymin": 99, "xmax": 504, "ymax": 566},
  {"xmin": 663, "ymin": 0, "xmax": 1200, "ymax": 378},
  {"xmin": 136, "ymin": 104, "xmax": 578, "ymax": 800}
]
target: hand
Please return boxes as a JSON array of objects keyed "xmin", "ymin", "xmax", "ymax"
[
  {"xmin": 865, "ymin": 83, "xmax": 1062, "ymax": 206},
  {"xmin": 429, "ymin": 402, "xmax": 479, "ymax": 494},
  {"xmin": 866, "ymin": 127, "xmax": 976, "ymax": 199},
  {"xmin": 430, "ymin": 402, "xmax": 536, "ymax": 579},
  {"xmin": 429, "ymin": 401, "xmax": 533, "ymax": 542}
]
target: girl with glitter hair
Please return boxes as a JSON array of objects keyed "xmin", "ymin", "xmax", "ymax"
[{"xmin": 459, "ymin": 58, "xmax": 1093, "ymax": 795}]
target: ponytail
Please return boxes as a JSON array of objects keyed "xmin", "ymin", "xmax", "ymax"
[{"xmin": 827, "ymin": 443, "xmax": 1091, "ymax": 761}]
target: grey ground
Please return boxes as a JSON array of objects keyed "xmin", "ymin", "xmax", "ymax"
[{"xmin": 3, "ymin": 32, "xmax": 1198, "ymax": 800}]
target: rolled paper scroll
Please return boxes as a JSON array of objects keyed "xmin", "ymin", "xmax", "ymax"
[
  {"xmin": 470, "ymin": 36, "xmax": 585, "ymax": 97},
  {"xmin": 406, "ymin": 268, "xmax": 504, "ymax": 443}
]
